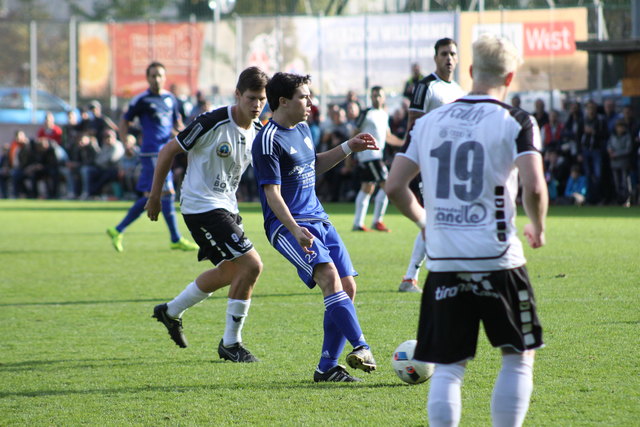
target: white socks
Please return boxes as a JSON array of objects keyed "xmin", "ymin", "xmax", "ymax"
[
  {"xmin": 353, "ymin": 190, "xmax": 371, "ymax": 227},
  {"xmin": 223, "ymin": 299, "xmax": 251, "ymax": 346},
  {"xmin": 428, "ymin": 364, "xmax": 465, "ymax": 427},
  {"xmin": 166, "ymin": 281, "xmax": 212, "ymax": 318},
  {"xmin": 372, "ymin": 189, "xmax": 388, "ymax": 224},
  {"xmin": 404, "ymin": 231, "xmax": 426, "ymax": 280},
  {"xmin": 491, "ymin": 354, "xmax": 534, "ymax": 427}
]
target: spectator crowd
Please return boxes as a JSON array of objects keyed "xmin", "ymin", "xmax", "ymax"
[{"xmin": 1, "ymin": 89, "xmax": 639, "ymax": 208}]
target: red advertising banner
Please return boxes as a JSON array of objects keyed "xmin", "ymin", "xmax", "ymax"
[
  {"xmin": 523, "ymin": 21, "xmax": 576, "ymax": 57},
  {"xmin": 110, "ymin": 22, "xmax": 205, "ymax": 98}
]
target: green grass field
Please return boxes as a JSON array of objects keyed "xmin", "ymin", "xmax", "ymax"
[{"xmin": 1, "ymin": 200, "xmax": 638, "ymax": 426}]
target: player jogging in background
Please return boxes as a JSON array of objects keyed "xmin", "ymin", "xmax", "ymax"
[
  {"xmin": 252, "ymin": 72, "xmax": 378, "ymax": 382},
  {"xmin": 386, "ymin": 33, "xmax": 548, "ymax": 427},
  {"xmin": 106, "ymin": 61, "xmax": 197, "ymax": 252},
  {"xmin": 351, "ymin": 86, "xmax": 403, "ymax": 232},
  {"xmin": 393, "ymin": 37, "xmax": 465, "ymax": 292},
  {"xmin": 146, "ymin": 67, "xmax": 269, "ymax": 362}
]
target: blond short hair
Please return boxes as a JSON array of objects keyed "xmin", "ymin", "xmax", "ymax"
[{"xmin": 472, "ymin": 33, "xmax": 523, "ymax": 87}]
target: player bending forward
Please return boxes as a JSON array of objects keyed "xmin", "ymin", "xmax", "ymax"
[
  {"xmin": 387, "ymin": 34, "xmax": 548, "ymax": 426},
  {"xmin": 252, "ymin": 72, "xmax": 378, "ymax": 382},
  {"xmin": 147, "ymin": 67, "xmax": 269, "ymax": 362}
]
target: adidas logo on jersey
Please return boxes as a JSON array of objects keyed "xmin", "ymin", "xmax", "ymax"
[{"xmin": 290, "ymin": 146, "xmax": 298, "ymax": 154}]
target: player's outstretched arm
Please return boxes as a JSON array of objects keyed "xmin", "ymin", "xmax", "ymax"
[
  {"xmin": 145, "ymin": 138, "xmax": 183, "ymax": 221},
  {"xmin": 315, "ymin": 133, "xmax": 379, "ymax": 175},
  {"xmin": 386, "ymin": 155, "xmax": 424, "ymax": 228},
  {"xmin": 263, "ymin": 184, "xmax": 315, "ymax": 254},
  {"xmin": 516, "ymin": 153, "xmax": 548, "ymax": 248}
]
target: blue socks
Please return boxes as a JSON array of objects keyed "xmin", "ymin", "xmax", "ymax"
[
  {"xmin": 115, "ymin": 195, "xmax": 181, "ymax": 244},
  {"xmin": 116, "ymin": 196, "xmax": 147, "ymax": 232},
  {"xmin": 161, "ymin": 195, "xmax": 181, "ymax": 243},
  {"xmin": 318, "ymin": 291, "xmax": 368, "ymax": 372}
]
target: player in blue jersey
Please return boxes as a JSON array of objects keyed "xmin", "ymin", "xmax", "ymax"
[
  {"xmin": 252, "ymin": 72, "xmax": 379, "ymax": 382},
  {"xmin": 106, "ymin": 62, "xmax": 197, "ymax": 252}
]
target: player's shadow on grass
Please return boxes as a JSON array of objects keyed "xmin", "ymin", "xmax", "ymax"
[{"xmin": 0, "ymin": 379, "xmax": 405, "ymax": 399}]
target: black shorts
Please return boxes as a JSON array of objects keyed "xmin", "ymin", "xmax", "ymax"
[
  {"xmin": 182, "ymin": 208, "xmax": 254, "ymax": 265},
  {"xmin": 414, "ymin": 266, "xmax": 544, "ymax": 364},
  {"xmin": 357, "ymin": 159, "xmax": 388, "ymax": 183}
]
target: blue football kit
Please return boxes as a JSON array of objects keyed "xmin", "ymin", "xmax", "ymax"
[{"xmin": 252, "ymin": 119, "xmax": 370, "ymax": 375}]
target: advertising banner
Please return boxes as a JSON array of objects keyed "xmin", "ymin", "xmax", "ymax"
[
  {"xmin": 458, "ymin": 8, "xmax": 588, "ymax": 93},
  {"xmin": 79, "ymin": 22, "xmax": 205, "ymax": 99}
]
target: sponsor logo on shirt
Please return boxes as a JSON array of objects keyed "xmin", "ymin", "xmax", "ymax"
[{"xmin": 434, "ymin": 203, "xmax": 487, "ymax": 227}]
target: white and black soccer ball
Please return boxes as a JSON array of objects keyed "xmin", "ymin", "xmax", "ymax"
[{"xmin": 391, "ymin": 339, "xmax": 434, "ymax": 385}]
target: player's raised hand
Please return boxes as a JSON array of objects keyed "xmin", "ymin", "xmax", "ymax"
[
  {"xmin": 523, "ymin": 223, "xmax": 545, "ymax": 248},
  {"xmin": 145, "ymin": 197, "xmax": 161, "ymax": 221},
  {"xmin": 294, "ymin": 226, "xmax": 315, "ymax": 254},
  {"xmin": 348, "ymin": 133, "xmax": 379, "ymax": 153}
]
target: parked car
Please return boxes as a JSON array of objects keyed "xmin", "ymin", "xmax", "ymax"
[{"xmin": 0, "ymin": 87, "xmax": 77, "ymax": 125}]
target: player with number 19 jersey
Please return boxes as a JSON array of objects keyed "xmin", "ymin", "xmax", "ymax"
[
  {"xmin": 176, "ymin": 105, "xmax": 262, "ymax": 215},
  {"xmin": 400, "ymin": 95, "xmax": 541, "ymax": 272}
]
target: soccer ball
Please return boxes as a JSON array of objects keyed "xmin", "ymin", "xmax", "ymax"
[{"xmin": 391, "ymin": 340, "xmax": 434, "ymax": 385}]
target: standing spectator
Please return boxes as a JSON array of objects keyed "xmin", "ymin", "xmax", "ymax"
[
  {"xmin": 341, "ymin": 89, "xmax": 362, "ymax": 112},
  {"xmin": 403, "ymin": 62, "xmax": 424, "ymax": 99},
  {"xmin": 511, "ymin": 95, "xmax": 522, "ymax": 109},
  {"xmin": 392, "ymin": 37, "xmax": 465, "ymax": 294},
  {"xmin": 83, "ymin": 100, "xmax": 118, "ymax": 147},
  {"xmin": 252, "ymin": 72, "xmax": 378, "ymax": 382},
  {"xmin": 532, "ymin": 98, "xmax": 549, "ymax": 129},
  {"xmin": 603, "ymin": 98, "xmax": 621, "ymax": 135},
  {"xmin": 386, "ymin": 33, "xmax": 547, "ymax": 427},
  {"xmin": 106, "ymin": 62, "xmax": 197, "ymax": 253},
  {"xmin": 541, "ymin": 109, "xmax": 564, "ymax": 152},
  {"xmin": 622, "ymin": 105, "xmax": 640, "ymax": 204},
  {"xmin": 561, "ymin": 100, "xmax": 584, "ymax": 160},
  {"xmin": 37, "ymin": 112, "xmax": 62, "ymax": 145},
  {"xmin": 169, "ymin": 83, "xmax": 194, "ymax": 124},
  {"xmin": 351, "ymin": 86, "xmax": 403, "ymax": 232},
  {"xmin": 581, "ymin": 100, "xmax": 609, "ymax": 204},
  {"xmin": 607, "ymin": 119, "xmax": 633, "ymax": 206}
]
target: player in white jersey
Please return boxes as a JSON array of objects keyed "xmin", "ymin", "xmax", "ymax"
[
  {"xmin": 394, "ymin": 37, "xmax": 466, "ymax": 293},
  {"xmin": 387, "ymin": 34, "xmax": 548, "ymax": 427},
  {"xmin": 145, "ymin": 67, "xmax": 269, "ymax": 363},
  {"xmin": 352, "ymin": 86, "xmax": 403, "ymax": 232}
]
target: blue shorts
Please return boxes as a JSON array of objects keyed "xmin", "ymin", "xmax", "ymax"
[
  {"xmin": 137, "ymin": 155, "xmax": 174, "ymax": 193},
  {"xmin": 272, "ymin": 221, "xmax": 357, "ymax": 289}
]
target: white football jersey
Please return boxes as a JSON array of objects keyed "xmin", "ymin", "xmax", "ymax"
[
  {"xmin": 355, "ymin": 107, "xmax": 389, "ymax": 162},
  {"xmin": 400, "ymin": 95, "xmax": 542, "ymax": 272},
  {"xmin": 176, "ymin": 105, "xmax": 261, "ymax": 214},
  {"xmin": 409, "ymin": 73, "xmax": 465, "ymax": 115}
]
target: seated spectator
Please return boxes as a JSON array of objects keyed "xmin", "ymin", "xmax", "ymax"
[
  {"xmin": 21, "ymin": 136, "xmax": 60, "ymax": 199},
  {"xmin": 37, "ymin": 112, "xmax": 62, "ymax": 145},
  {"xmin": 9, "ymin": 130, "xmax": 30, "ymax": 198},
  {"xmin": 89, "ymin": 129, "xmax": 124, "ymax": 198},
  {"xmin": 67, "ymin": 133, "xmax": 100, "ymax": 199},
  {"xmin": 607, "ymin": 119, "xmax": 633, "ymax": 206},
  {"xmin": 0, "ymin": 143, "xmax": 10, "ymax": 198},
  {"xmin": 558, "ymin": 165, "xmax": 588, "ymax": 205},
  {"xmin": 119, "ymin": 134, "xmax": 140, "ymax": 199},
  {"xmin": 544, "ymin": 149, "xmax": 568, "ymax": 202},
  {"xmin": 82, "ymin": 100, "xmax": 119, "ymax": 146}
]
